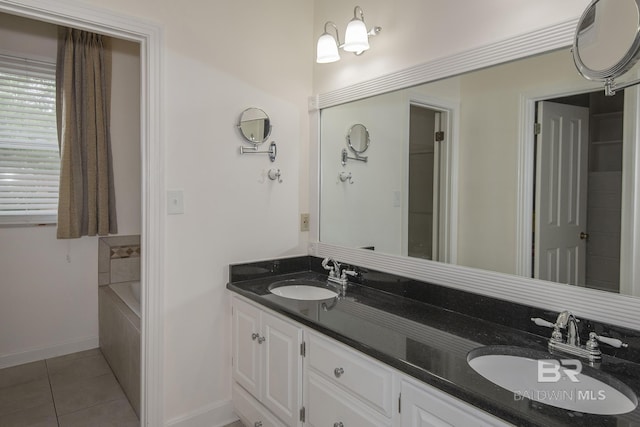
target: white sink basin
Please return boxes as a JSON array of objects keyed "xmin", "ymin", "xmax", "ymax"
[
  {"xmin": 268, "ymin": 279, "xmax": 339, "ymax": 301},
  {"xmin": 468, "ymin": 346, "xmax": 638, "ymax": 415}
]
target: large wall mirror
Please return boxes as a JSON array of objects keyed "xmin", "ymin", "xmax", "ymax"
[{"xmin": 319, "ymin": 31, "xmax": 640, "ymax": 301}]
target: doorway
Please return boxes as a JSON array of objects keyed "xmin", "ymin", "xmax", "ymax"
[
  {"xmin": 0, "ymin": 1, "xmax": 163, "ymax": 425},
  {"xmin": 533, "ymin": 90, "xmax": 624, "ymax": 292},
  {"xmin": 407, "ymin": 104, "xmax": 449, "ymax": 261}
]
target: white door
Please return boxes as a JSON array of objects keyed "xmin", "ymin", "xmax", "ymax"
[
  {"xmin": 535, "ymin": 101, "xmax": 589, "ymax": 285},
  {"xmin": 232, "ymin": 297, "xmax": 262, "ymax": 398},
  {"xmin": 261, "ymin": 311, "xmax": 303, "ymax": 427}
]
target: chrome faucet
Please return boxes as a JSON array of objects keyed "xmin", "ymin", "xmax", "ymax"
[
  {"xmin": 531, "ymin": 311, "xmax": 629, "ymax": 362},
  {"xmin": 554, "ymin": 311, "xmax": 580, "ymax": 346},
  {"xmin": 321, "ymin": 257, "xmax": 358, "ymax": 288}
]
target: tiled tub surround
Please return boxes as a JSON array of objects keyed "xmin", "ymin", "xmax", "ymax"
[
  {"xmin": 99, "ymin": 284, "xmax": 141, "ymax": 417},
  {"xmin": 227, "ymin": 256, "xmax": 640, "ymax": 427},
  {"xmin": 98, "ymin": 235, "xmax": 141, "ymax": 285},
  {"xmin": 98, "ymin": 235, "xmax": 141, "ymax": 417}
]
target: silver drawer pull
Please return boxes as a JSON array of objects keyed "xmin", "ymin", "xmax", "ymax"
[
  {"xmin": 334, "ymin": 367, "xmax": 344, "ymax": 378},
  {"xmin": 254, "ymin": 422, "xmax": 263, "ymax": 427},
  {"xmin": 334, "ymin": 422, "xmax": 344, "ymax": 427},
  {"xmin": 257, "ymin": 335, "xmax": 266, "ymax": 344}
]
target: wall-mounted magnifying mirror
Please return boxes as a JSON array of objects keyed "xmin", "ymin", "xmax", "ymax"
[
  {"xmin": 238, "ymin": 107, "xmax": 272, "ymax": 144},
  {"xmin": 573, "ymin": 0, "xmax": 640, "ymax": 95},
  {"xmin": 342, "ymin": 124, "xmax": 369, "ymax": 165},
  {"xmin": 347, "ymin": 123, "xmax": 370, "ymax": 154}
]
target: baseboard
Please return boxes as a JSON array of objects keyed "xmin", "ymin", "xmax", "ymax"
[
  {"xmin": 165, "ymin": 399, "xmax": 237, "ymax": 427},
  {"xmin": 0, "ymin": 336, "xmax": 99, "ymax": 369}
]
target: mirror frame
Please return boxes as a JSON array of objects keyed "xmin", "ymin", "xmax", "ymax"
[{"xmin": 309, "ymin": 17, "xmax": 640, "ymax": 331}]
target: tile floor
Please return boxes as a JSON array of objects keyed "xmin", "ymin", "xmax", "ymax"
[{"xmin": 0, "ymin": 348, "xmax": 138, "ymax": 426}]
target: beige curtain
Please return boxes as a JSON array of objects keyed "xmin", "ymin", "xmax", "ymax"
[{"xmin": 56, "ymin": 28, "xmax": 117, "ymax": 238}]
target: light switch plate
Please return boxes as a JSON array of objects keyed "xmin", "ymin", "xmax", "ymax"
[{"xmin": 167, "ymin": 190, "xmax": 184, "ymax": 215}]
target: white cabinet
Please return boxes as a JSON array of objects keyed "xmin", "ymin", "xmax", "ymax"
[
  {"xmin": 399, "ymin": 376, "xmax": 511, "ymax": 427},
  {"xmin": 232, "ymin": 296, "xmax": 303, "ymax": 427},
  {"xmin": 231, "ymin": 294, "xmax": 512, "ymax": 427}
]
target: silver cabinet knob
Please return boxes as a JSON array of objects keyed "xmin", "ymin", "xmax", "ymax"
[
  {"xmin": 251, "ymin": 333, "xmax": 259, "ymax": 341},
  {"xmin": 257, "ymin": 336, "xmax": 266, "ymax": 344},
  {"xmin": 254, "ymin": 422, "xmax": 263, "ymax": 427},
  {"xmin": 334, "ymin": 422, "xmax": 344, "ymax": 427},
  {"xmin": 334, "ymin": 367, "xmax": 344, "ymax": 378}
]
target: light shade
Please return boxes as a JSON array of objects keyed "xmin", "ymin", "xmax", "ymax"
[
  {"xmin": 343, "ymin": 18, "xmax": 369, "ymax": 53},
  {"xmin": 316, "ymin": 32, "xmax": 340, "ymax": 63}
]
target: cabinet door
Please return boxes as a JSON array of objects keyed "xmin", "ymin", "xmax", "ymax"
[
  {"xmin": 261, "ymin": 311, "xmax": 303, "ymax": 427},
  {"xmin": 400, "ymin": 379, "xmax": 510, "ymax": 427},
  {"xmin": 232, "ymin": 297, "xmax": 262, "ymax": 398},
  {"xmin": 233, "ymin": 382, "xmax": 286, "ymax": 427}
]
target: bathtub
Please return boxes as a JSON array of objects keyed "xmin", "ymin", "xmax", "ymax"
[
  {"xmin": 109, "ymin": 281, "xmax": 141, "ymax": 318},
  {"xmin": 99, "ymin": 281, "xmax": 141, "ymax": 416}
]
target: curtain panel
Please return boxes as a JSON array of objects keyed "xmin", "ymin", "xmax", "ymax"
[{"xmin": 56, "ymin": 28, "xmax": 117, "ymax": 238}]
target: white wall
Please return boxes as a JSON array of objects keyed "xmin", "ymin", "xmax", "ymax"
[
  {"xmin": 312, "ymin": 0, "xmax": 591, "ymax": 94},
  {"xmin": 0, "ymin": 13, "xmax": 141, "ymax": 367}
]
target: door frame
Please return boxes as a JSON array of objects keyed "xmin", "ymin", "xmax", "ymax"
[
  {"xmin": 404, "ymin": 92, "xmax": 459, "ymax": 264},
  {"xmin": 516, "ymin": 85, "xmax": 639, "ymax": 295},
  {"xmin": 0, "ymin": 1, "xmax": 165, "ymax": 425}
]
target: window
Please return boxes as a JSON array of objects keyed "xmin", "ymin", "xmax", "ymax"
[{"xmin": 0, "ymin": 54, "xmax": 59, "ymax": 225}]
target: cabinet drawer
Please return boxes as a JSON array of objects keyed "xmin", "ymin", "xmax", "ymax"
[
  {"xmin": 306, "ymin": 371, "xmax": 390, "ymax": 427},
  {"xmin": 307, "ymin": 332, "xmax": 393, "ymax": 416},
  {"xmin": 400, "ymin": 378, "xmax": 513, "ymax": 427},
  {"xmin": 232, "ymin": 382, "xmax": 286, "ymax": 427}
]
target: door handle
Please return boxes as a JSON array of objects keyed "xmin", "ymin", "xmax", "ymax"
[{"xmin": 580, "ymin": 232, "xmax": 589, "ymax": 241}]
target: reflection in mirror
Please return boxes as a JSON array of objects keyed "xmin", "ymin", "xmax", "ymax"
[
  {"xmin": 319, "ymin": 47, "xmax": 640, "ymax": 297},
  {"xmin": 347, "ymin": 123, "xmax": 370, "ymax": 153},
  {"xmin": 238, "ymin": 107, "xmax": 271, "ymax": 144}
]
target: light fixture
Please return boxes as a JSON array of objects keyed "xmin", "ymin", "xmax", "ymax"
[
  {"xmin": 316, "ymin": 5, "xmax": 381, "ymax": 63},
  {"xmin": 343, "ymin": 6, "xmax": 370, "ymax": 53},
  {"xmin": 316, "ymin": 21, "xmax": 341, "ymax": 64}
]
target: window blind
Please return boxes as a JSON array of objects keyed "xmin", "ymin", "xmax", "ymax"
[{"xmin": 0, "ymin": 54, "xmax": 59, "ymax": 225}]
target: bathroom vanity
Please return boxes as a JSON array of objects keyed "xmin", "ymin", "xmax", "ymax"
[{"xmin": 227, "ymin": 256, "xmax": 640, "ymax": 427}]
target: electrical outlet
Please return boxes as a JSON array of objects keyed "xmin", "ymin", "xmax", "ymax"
[{"xmin": 300, "ymin": 213, "xmax": 310, "ymax": 232}]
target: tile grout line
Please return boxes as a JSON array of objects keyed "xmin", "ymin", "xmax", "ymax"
[{"xmin": 44, "ymin": 359, "xmax": 61, "ymax": 427}]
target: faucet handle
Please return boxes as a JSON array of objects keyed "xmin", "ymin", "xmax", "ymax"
[
  {"xmin": 589, "ymin": 332, "xmax": 628, "ymax": 349},
  {"xmin": 321, "ymin": 257, "xmax": 336, "ymax": 274},
  {"xmin": 531, "ymin": 317, "xmax": 555, "ymax": 328}
]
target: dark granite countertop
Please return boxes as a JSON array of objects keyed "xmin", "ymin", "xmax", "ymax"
[{"xmin": 227, "ymin": 256, "xmax": 640, "ymax": 427}]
